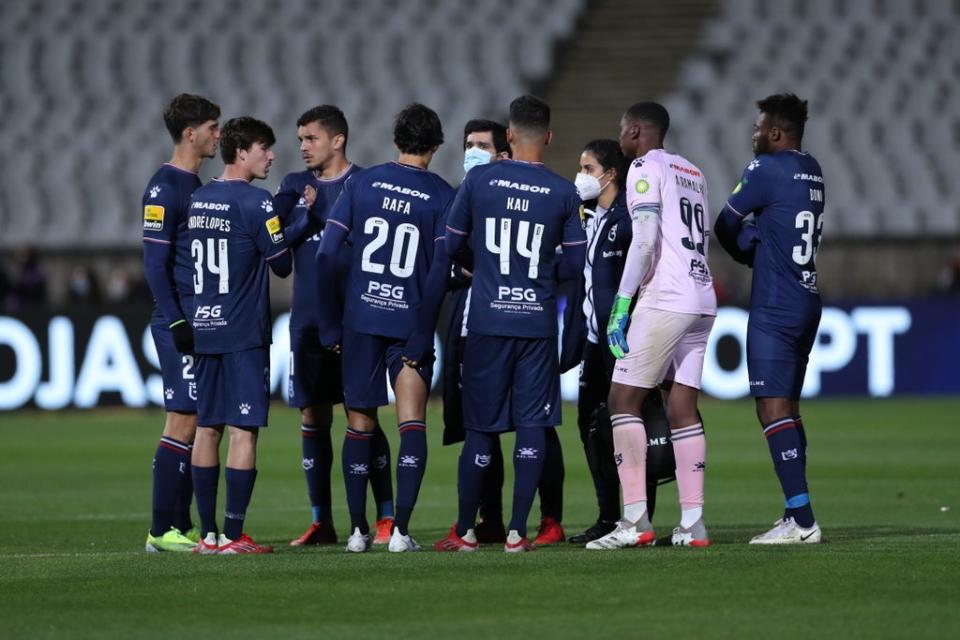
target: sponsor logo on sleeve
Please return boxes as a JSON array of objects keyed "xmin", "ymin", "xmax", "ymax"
[
  {"xmin": 143, "ymin": 205, "xmax": 165, "ymax": 231},
  {"xmin": 265, "ymin": 215, "xmax": 284, "ymax": 244},
  {"xmin": 732, "ymin": 180, "xmax": 743, "ymax": 195}
]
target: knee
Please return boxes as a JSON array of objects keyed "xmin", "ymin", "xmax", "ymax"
[{"xmin": 165, "ymin": 412, "xmax": 197, "ymax": 442}]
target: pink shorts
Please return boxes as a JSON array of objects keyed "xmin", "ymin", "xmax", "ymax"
[{"xmin": 611, "ymin": 307, "xmax": 714, "ymax": 390}]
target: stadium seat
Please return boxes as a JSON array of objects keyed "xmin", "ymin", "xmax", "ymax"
[{"xmin": 0, "ymin": 0, "xmax": 588, "ymax": 248}]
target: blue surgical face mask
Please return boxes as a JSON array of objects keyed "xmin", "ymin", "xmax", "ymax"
[{"xmin": 463, "ymin": 147, "xmax": 493, "ymax": 174}]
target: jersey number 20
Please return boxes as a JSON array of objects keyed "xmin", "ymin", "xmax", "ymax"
[{"xmin": 360, "ymin": 216, "xmax": 420, "ymax": 278}]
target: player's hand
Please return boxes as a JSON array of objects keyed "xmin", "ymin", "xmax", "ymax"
[
  {"xmin": 319, "ymin": 326, "xmax": 342, "ymax": 354},
  {"xmin": 169, "ymin": 319, "xmax": 194, "ymax": 354},
  {"xmin": 606, "ymin": 294, "xmax": 632, "ymax": 359},
  {"xmin": 402, "ymin": 332, "xmax": 435, "ymax": 368},
  {"xmin": 303, "ymin": 185, "xmax": 317, "ymax": 208}
]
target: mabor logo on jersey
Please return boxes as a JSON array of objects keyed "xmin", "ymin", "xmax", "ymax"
[
  {"xmin": 143, "ymin": 205, "xmax": 164, "ymax": 231},
  {"xmin": 265, "ymin": 215, "xmax": 284, "ymax": 244}
]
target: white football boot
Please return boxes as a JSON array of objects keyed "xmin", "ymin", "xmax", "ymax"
[{"xmin": 749, "ymin": 517, "xmax": 821, "ymax": 545}]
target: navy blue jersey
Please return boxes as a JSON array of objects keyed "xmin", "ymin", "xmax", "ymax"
[
  {"xmin": 726, "ymin": 150, "xmax": 825, "ymax": 313},
  {"xmin": 445, "ymin": 159, "xmax": 587, "ymax": 338},
  {"xmin": 142, "ymin": 164, "xmax": 202, "ymax": 302},
  {"xmin": 326, "ymin": 162, "xmax": 455, "ymax": 339},
  {"xmin": 188, "ymin": 178, "xmax": 290, "ymax": 354},
  {"xmin": 277, "ymin": 164, "xmax": 361, "ymax": 329}
]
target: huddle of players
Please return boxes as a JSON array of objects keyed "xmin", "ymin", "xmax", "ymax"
[{"xmin": 143, "ymin": 89, "xmax": 825, "ymax": 554}]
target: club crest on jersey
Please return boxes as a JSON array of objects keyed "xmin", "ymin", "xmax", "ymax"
[
  {"xmin": 634, "ymin": 179, "xmax": 650, "ymax": 194},
  {"xmin": 578, "ymin": 204, "xmax": 586, "ymax": 229},
  {"xmin": 149, "ymin": 185, "xmax": 162, "ymax": 199},
  {"xmin": 143, "ymin": 205, "xmax": 165, "ymax": 231},
  {"xmin": 474, "ymin": 454, "xmax": 491, "ymax": 468},
  {"xmin": 265, "ymin": 215, "xmax": 284, "ymax": 244}
]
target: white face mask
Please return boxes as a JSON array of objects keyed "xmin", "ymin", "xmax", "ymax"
[{"xmin": 575, "ymin": 172, "xmax": 608, "ymax": 201}]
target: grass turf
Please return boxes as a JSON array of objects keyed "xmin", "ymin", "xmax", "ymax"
[{"xmin": 0, "ymin": 398, "xmax": 958, "ymax": 639}]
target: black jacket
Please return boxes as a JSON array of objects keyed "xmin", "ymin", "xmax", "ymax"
[{"xmin": 560, "ymin": 191, "xmax": 633, "ymax": 372}]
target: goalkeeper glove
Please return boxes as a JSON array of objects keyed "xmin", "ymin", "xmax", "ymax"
[{"xmin": 606, "ymin": 294, "xmax": 632, "ymax": 359}]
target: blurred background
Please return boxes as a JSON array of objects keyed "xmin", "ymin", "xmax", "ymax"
[{"xmin": 1, "ymin": 0, "xmax": 959, "ymax": 410}]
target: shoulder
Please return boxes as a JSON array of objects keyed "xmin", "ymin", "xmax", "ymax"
[
  {"xmin": 238, "ymin": 184, "xmax": 274, "ymax": 216},
  {"xmin": 279, "ymin": 170, "xmax": 311, "ymax": 191},
  {"xmin": 427, "ymin": 171, "xmax": 455, "ymax": 195}
]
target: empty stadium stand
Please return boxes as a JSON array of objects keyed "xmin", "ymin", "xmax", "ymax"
[{"xmin": 0, "ymin": 0, "xmax": 586, "ymax": 248}]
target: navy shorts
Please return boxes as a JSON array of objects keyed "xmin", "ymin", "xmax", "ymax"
[
  {"xmin": 150, "ymin": 320, "xmax": 197, "ymax": 413},
  {"xmin": 195, "ymin": 347, "xmax": 270, "ymax": 428},
  {"xmin": 288, "ymin": 326, "xmax": 344, "ymax": 408},
  {"xmin": 462, "ymin": 334, "xmax": 561, "ymax": 432},
  {"xmin": 341, "ymin": 328, "xmax": 433, "ymax": 409},
  {"xmin": 747, "ymin": 308, "xmax": 821, "ymax": 399}
]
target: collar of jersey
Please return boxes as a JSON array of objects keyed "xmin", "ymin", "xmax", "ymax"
[
  {"xmin": 392, "ymin": 161, "xmax": 427, "ymax": 171},
  {"xmin": 504, "ymin": 159, "xmax": 544, "ymax": 166},
  {"xmin": 163, "ymin": 162, "xmax": 198, "ymax": 176},
  {"xmin": 314, "ymin": 163, "xmax": 355, "ymax": 183}
]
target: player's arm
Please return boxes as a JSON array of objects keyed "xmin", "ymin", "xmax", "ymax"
[
  {"xmin": 714, "ymin": 160, "xmax": 772, "ymax": 267},
  {"xmin": 250, "ymin": 195, "xmax": 293, "ymax": 277},
  {"xmin": 444, "ymin": 175, "xmax": 473, "ymax": 257},
  {"xmin": 142, "ymin": 185, "xmax": 192, "ymax": 352},
  {"xmin": 275, "ymin": 182, "xmax": 327, "ymax": 250},
  {"xmin": 314, "ymin": 185, "xmax": 354, "ymax": 351},
  {"xmin": 607, "ymin": 161, "xmax": 664, "ymax": 358},
  {"xmin": 402, "ymin": 235, "xmax": 451, "ymax": 367},
  {"xmin": 557, "ymin": 193, "xmax": 587, "ymax": 281},
  {"xmin": 404, "ymin": 187, "xmax": 459, "ymax": 366}
]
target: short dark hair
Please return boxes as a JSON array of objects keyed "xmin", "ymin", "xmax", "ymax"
[
  {"xmin": 583, "ymin": 139, "xmax": 627, "ymax": 189},
  {"xmin": 508, "ymin": 94, "xmax": 551, "ymax": 137},
  {"xmin": 297, "ymin": 104, "xmax": 349, "ymax": 146},
  {"xmin": 757, "ymin": 93, "xmax": 808, "ymax": 141},
  {"xmin": 624, "ymin": 102, "xmax": 670, "ymax": 140},
  {"xmin": 463, "ymin": 119, "xmax": 510, "ymax": 156},
  {"xmin": 220, "ymin": 117, "xmax": 276, "ymax": 164},
  {"xmin": 163, "ymin": 93, "xmax": 220, "ymax": 143},
  {"xmin": 393, "ymin": 103, "xmax": 444, "ymax": 155}
]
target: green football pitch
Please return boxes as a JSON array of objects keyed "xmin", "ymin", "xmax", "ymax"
[{"xmin": 1, "ymin": 398, "xmax": 958, "ymax": 639}]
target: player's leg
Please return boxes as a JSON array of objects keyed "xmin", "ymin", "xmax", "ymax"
[
  {"xmin": 436, "ymin": 333, "xmax": 510, "ymax": 551},
  {"xmin": 748, "ymin": 318, "xmax": 820, "ymax": 544},
  {"xmin": 589, "ymin": 309, "xmax": 689, "ymax": 549},
  {"xmin": 475, "ymin": 434, "xmax": 505, "ymax": 542},
  {"xmin": 289, "ymin": 329, "xmax": 338, "ymax": 545},
  {"xmin": 217, "ymin": 348, "xmax": 272, "ymax": 554},
  {"xmin": 534, "ymin": 428, "xmax": 565, "ymax": 544},
  {"xmin": 569, "ymin": 343, "xmax": 619, "ymax": 544},
  {"xmin": 291, "ymin": 403, "xmax": 338, "ymax": 546},
  {"xmin": 339, "ymin": 329, "xmax": 389, "ymax": 551},
  {"xmin": 189, "ymin": 352, "xmax": 225, "ymax": 553},
  {"xmin": 369, "ymin": 422, "xmax": 395, "ymax": 543},
  {"xmin": 663, "ymin": 315, "xmax": 713, "ymax": 547},
  {"xmin": 388, "ymin": 362, "xmax": 430, "ymax": 551},
  {"xmin": 146, "ymin": 321, "xmax": 198, "ymax": 552},
  {"xmin": 191, "ymin": 424, "xmax": 223, "ymax": 553},
  {"xmin": 504, "ymin": 338, "xmax": 561, "ymax": 552}
]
